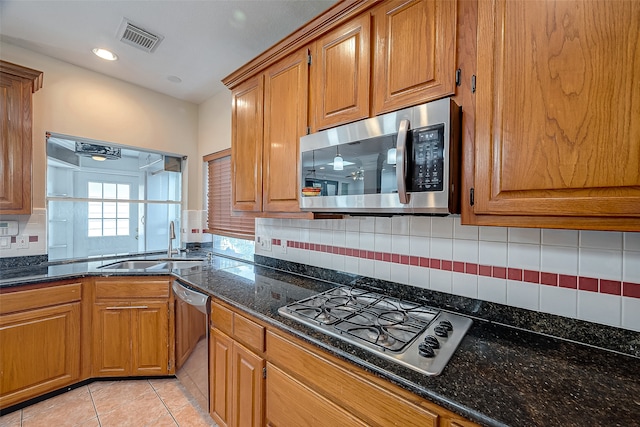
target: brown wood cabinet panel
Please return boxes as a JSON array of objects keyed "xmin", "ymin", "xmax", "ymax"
[
  {"xmin": 94, "ymin": 278, "xmax": 170, "ymax": 299},
  {"xmin": 372, "ymin": 0, "xmax": 457, "ymax": 115},
  {"xmin": 0, "ymin": 282, "xmax": 81, "ymax": 315},
  {"xmin": 311, "ymin": 12, "xmax": 371, "ymax": 130},
  {"xmin": 231, "ymin": 75, "xmax": 264, "ymax": 213},
  {"xmin": 92, "ymin": 302, "xmax": 131, "ymax": 376},
  {"xmin": 262, "ymin": 48, "xmax": 309, "ymax": 213},
  {"xmin": 474, "ymin": 0, "xmax": 640, "ymax": 222},
  {"xmin": 211, "ymin": 300, "xmax": 234, "ymax": 336},
  {"xmin": 266, "ymin": 331, "xmax": 440, "ymax": 427},
  {"xmin": 210, "ymin": 328, "xmax": 233, "ymax": 427},
  {"xmin": 231, "ymin": 342, "xmax": 264, "ymax": 427},
  {"xmin": 0, "ymin": 302, "xmax": 80, "ymax": 409},
  {"xmin": 265, "ymin": 363, "xmax": 367, "ymax": 427},
  {"xmin": 233, "ymin": 313, "xmax": 265, "ymax": 353},
  {"xmin": 131, "ymin": 301, "xmax": 169, "ymax": 375},
  {"xmin": 0, "ymin": 61, "xmax": 42, "ymax": 215}
]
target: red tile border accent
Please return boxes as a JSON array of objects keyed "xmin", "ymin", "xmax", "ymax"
[
  {"xmin": 277, "ymin": 239, "xmax": 640, "ymax": 299},
  {"xmin": 524, "ymin": 270, "xmax": 540, "ymax": 284},
  {"xmin": 559, "ymin": 275, "xmax": 577, "ymax": 289},
  {"xmin": 29, "ymin": 235, "xmax": 38, "ymax": 243},
  {"xmin": 453, "ymin": 261, "xmax": 465, "ymax": 273},
  {"xmin": 493, "ymin": 267, "xmax": 507, "ymax": 279},
  {"xmin": 540, "ymin": 272, "xmax": 558, "ymax": 287},
  {"xmin": 508, "ymin": 268, "xmax": 522, "ymax": 281},
  {"xmin": 600, "ymin": 280, "xmax": 622, "ymax": 296},
  {"xmin": 579, "ymin": 277, "xmax": 599, "ymax": 293},
  {"xmin": 623, "ymin": 282, "xmax": 640, "ymax": 298}
]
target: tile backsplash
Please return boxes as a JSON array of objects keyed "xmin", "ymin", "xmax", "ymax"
[
  {"xmin": 0, "ymin": 208, "xmax": 47, "ymax": 258},
  {"xmin": 255, "ymin": 216, "xmax": 640, "ymax": 332}
]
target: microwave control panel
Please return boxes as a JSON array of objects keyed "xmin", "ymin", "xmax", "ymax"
[{"xmin": 410, "ymin": 124, "xmax": 445, "ymax": 192}]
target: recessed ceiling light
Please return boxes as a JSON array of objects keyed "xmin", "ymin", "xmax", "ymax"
[{"xmin": 92, "ymin": 48, "xmax": 118, "ymax": 61}]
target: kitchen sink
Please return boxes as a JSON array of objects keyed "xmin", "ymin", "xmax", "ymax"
[{"xmin": 99, "ymin": 259, "xmax": 204, "ymax": 270}]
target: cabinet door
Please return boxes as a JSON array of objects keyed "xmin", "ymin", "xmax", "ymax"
[
  {"xmin": 0, "ymin": 302, "xmax": 81, "ymax": 409},
  {"xmin": 131, "ymin": 301, "xmax": 169, "ymax": 375},
  {"xmin": 210, "ymin": 328, "xmax": 233, "ymax": 427},
  {"xmin": 92, "ymin": 302, "xmax": 131, "ymax": 376},
  {"xmin": 231, "ymin": 342, "xmax": 264, "ymax": 427},
  {"xmin": 474, "ymin": 0, "xmax": 640, "ymax": 220},
  {"xmin": 0, "ymin": 73, "xmax": 32, "ymax": 214},
  {"xmin": 311, "ymin": 13, "xmax": 371, "ymax": 130},
  {"xmin": 265, "ymin": 363, "xmax": 366, "ymax": 427},
  {"xmin": 263, "ymin": 48, "xmax": 309, "ymax": 213},
  {"xmin": 231, "ymin": 75, "xmax": 264, "ymax": 213},
  {"xmin": 372, "ymin": 0, "xmax": 457, "ymax": 115}
]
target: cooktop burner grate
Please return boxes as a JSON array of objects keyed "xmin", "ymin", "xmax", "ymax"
[{"xmin": 278, "ymin": 286, "xmax": 472, "ymax": 376}]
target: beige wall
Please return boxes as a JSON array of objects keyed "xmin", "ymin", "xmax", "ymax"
[{"xmin": 1, "ymin": 42, "xmax": 200, "ymax": 209}]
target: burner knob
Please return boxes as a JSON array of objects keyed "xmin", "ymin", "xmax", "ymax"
[
  {"xmin": 434, "ymin": 325, "xmax": 449, "ymax": 338},
  {"xmin": 439, "ymin": 320, "xmax": 453, "ymax": 331},
  {"xmin": 423, "ymin": 335, "xmax": 440, "ymax": 349},
  {"xmin": 418, "ymin": 342, "xmax": 435, "ymax": 358}
]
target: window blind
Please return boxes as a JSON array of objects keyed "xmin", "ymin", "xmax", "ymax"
[{"xmin": 205, "ymin": 149, "xmax": 255, "ymax": 239}]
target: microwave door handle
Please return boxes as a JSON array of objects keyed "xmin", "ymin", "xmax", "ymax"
[{"xmin": 396, "ymin": 119, "xmax": 410, "ymax": 204}]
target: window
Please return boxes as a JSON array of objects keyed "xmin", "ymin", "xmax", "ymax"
[
  {"xmin": 204, "ymin": 149, "xmax": 255, "ymax": 239},
  {"xmin": 46, "ymin": 133, "xmax": 183, "ymax": 260},
  {"xmin": 87, "ymin": 182, "xmax": 130, "ymax": 237}
]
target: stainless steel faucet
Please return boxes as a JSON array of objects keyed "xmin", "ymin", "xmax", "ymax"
[{"xmin": 168, "ymin": 221, "xmax": 178, "ymax": 257}]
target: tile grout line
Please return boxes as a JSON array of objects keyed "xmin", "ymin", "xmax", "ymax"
[
  {"xmin": 86, "ymin": 384, "xmax": 102, "ymax": 427},
  {"xmin": 148, "ymin": 379, "xmax": 180, "ymax": 426}
]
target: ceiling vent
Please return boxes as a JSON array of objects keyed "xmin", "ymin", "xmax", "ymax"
[{"xmin": 118, "ymin": 19, "xmax": 163, "ymax": 53}]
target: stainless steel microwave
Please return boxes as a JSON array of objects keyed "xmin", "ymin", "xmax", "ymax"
[{"xmin": 299, "ymin": 98, "xmax": 461, "ymax": 214}]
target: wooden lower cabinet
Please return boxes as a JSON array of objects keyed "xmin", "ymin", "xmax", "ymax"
[
  {"xmin": 0, "ymin": 283, "xmax": 82, "ymax": 409},
  {"xmin": 266, "ymin": 363, "xmax": 366, "ymax": 427},
  {"xmin": 265, "ymin": 330, "xmax": 479, "ymax": 427},
  {"xmin": 92, "ymin": 278, "xmax": 172, "ymax": 377},
  {"xmin": 209, "ymin": 328, "xmax": 264, "ymax": 427}
]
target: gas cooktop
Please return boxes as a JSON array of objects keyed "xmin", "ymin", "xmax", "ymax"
[{"xmin": 278, "ymin": 286, "xmax": 472, "ymax": 376}]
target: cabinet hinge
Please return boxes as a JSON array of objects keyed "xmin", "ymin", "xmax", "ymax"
[
  {"xmin": 307, "ymin": 53, "xmax": 312, "ymax": 66},
  {"xmin": 470, "ymin": 188, "xmax": 475, "ymax": 206},
  {"xmin": 262, "ymin": 367, "xmax": 267, "ymax": 379},
  {"xmin": 471, "ymin": 75, "xmax": 476, "ymax": 93},
  {"xmin": 455, "ymin": 69, "xmax": 461, "ymax": 86},
  {"xmin": 307, "ymin": 126, "xmax": 311, "ymax": 135}
]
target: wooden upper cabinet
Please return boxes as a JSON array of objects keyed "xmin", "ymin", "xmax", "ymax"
[
  {"xmin": 311, "ymin": 13, "xmax": 371, "ymax": 131},
  {"xmin": 231, "ymin": 75, "xmax": 264, "ymax": 213},
  {"xmin": 0, "ymin": 61, "xmax": 43, "ymax": 215},
  {"xmin": 474, "ymin": 0, "xmax": 640, "ymax": 224},
  {"xmin": 372, "ymin": 0, "xmax": 457, "ymax": 115},
  {"xmin": 263, "ymin": 48, "xmax": 309, "ymax": 213}
]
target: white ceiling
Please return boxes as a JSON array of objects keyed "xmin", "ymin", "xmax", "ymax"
[{"xmin": 0, "ymin": 0, "xmax": 339, "ymax": 104}]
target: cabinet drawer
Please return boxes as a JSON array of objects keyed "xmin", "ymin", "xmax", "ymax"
[
  {"xmin": 267, "ymin": 331, "xmax": 439, "ymax": 427},
  {"xmin": 211, "ymin": 301, "xmax": 233, "ymax": 335},
  {"xmin": 234, "ymin": 313, "xmax": 265, "ymax": 353},
  {"xmin": 95, "ymin": 279, "xmax": 170, "ymax": 300},
  {"xmin": 266, "ymin": 363, "xmax": 366, "ymax": 427},
  {"xmin": 0, "ymin": 283, "xmax": 82, "ymax": 315}
]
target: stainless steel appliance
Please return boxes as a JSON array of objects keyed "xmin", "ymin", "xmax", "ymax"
[
  {"xmin": 278, "ymin": 286, "xmax": 472, "ymax": 376},
  {"xmin": 300, "ymin": 97, "xmax": 461, "ymax": 214},
  {"xmin": 173, "ymin": 280, "xmax": 210, "ymax": 411}
]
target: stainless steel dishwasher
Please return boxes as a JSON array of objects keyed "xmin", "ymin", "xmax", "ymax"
[{"xmin": 173, "ymin": 280, "xmax": 210, "ymax": 412}]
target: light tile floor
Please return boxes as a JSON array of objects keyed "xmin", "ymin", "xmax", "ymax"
[{"xmin": 0, "ymin": 378, "xmax": 216, "ymax": 427}]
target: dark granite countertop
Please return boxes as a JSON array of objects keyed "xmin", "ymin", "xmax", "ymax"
[{"xmin": 1, "ymin": 254, "xmax": 639, "ymax": 427}]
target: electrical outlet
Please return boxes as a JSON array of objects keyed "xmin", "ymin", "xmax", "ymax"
[
  {"xmin": 17, "ymin": 235, "xmax": 29, "ymax": 249},
  {"xmin": 257, "ymin": 235, "xmax": 271, "ymax": 252},
  {"xmin": 0, "ymin": 236, "xmax": 9, "ymax": 248}
]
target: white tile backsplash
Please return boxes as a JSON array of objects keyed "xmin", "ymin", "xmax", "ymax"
[
  {"xmin": 540, "ymin": 286, "xmax": 577, "ymax": 318},
  {"xmin": 580, "ymin": 230, "xmax": 623, "ymax": 250},
  {"xmin": 579, "ymin": 248, "xmax": 623, "ymax": 281},
  {"xmin": 507, "ymin": 280, "xmax": 540, "ymax": 311},
  {"xmin": 255, "ymin": 217, "xmax": 638, "ymax": 332},
  {"xmin": 578, "ymin": 291, "xmax": 621, "ymax": 327}
]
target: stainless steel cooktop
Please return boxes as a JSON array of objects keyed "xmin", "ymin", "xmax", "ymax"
[{"xmin": 278, "ymin": 286, "xmax": 472, "ymax": 376}]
